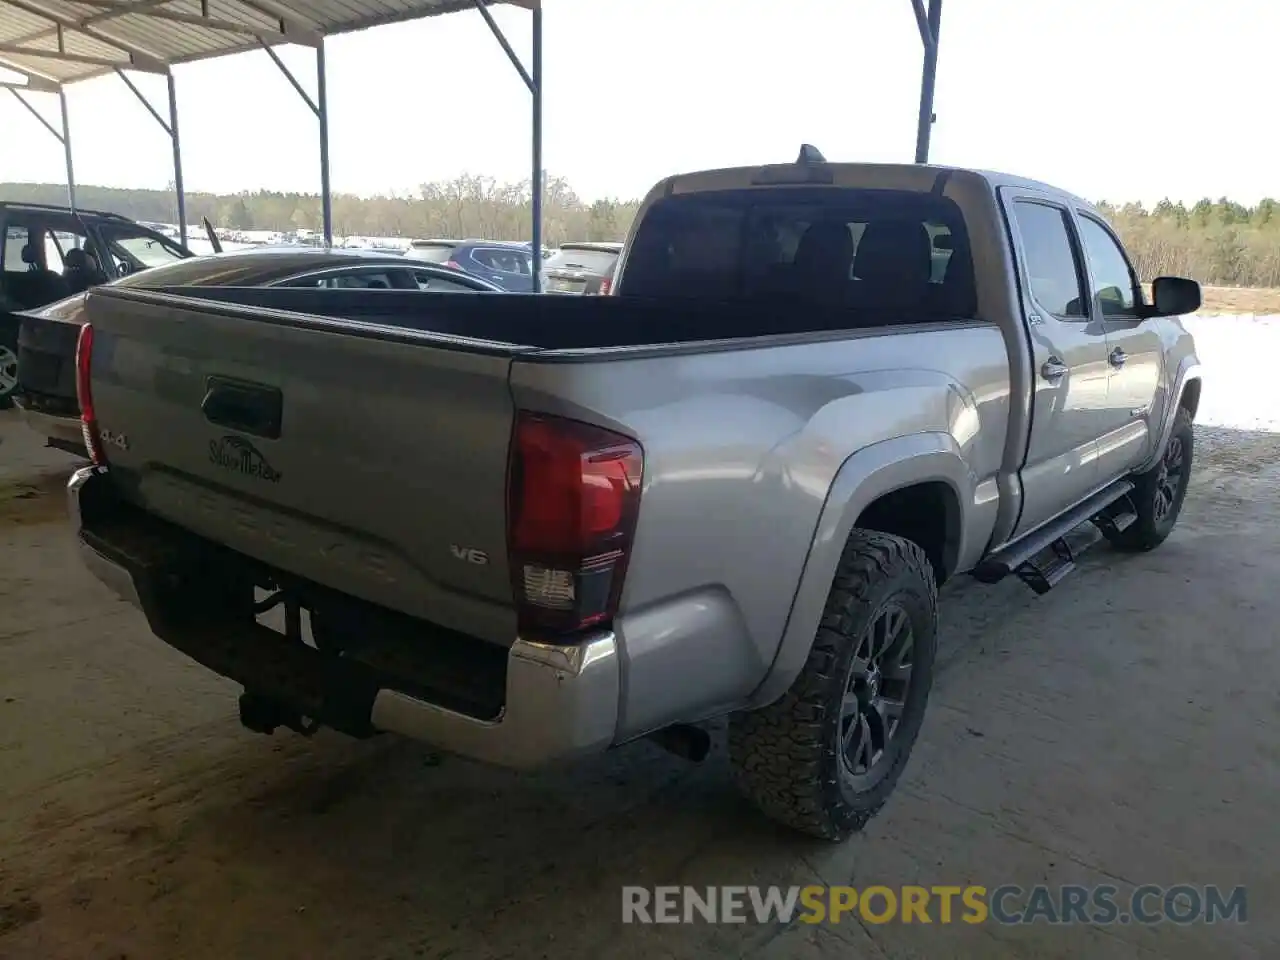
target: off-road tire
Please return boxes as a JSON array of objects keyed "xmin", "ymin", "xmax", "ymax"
[
  {"xmin": 1104, "ymin": 407, "xmax": 1194, "ymax": 552},
  {"xmin": 728, "ymin": 529, "xmax": 938, "ymax": 840},
  {"xmin": 0, "ymin": 320, "xmax": 18, "ymax": 410}
]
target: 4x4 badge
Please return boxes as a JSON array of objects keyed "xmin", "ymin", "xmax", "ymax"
[
  {"xmin": 100, "ymin": 428, "xmax": 130, "ymax": 451},
  {"xmin": 209, "ymin": 435, "xmax": 282, "ymax": 483}
]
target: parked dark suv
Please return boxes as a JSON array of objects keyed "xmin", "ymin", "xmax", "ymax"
[
  {"xmin": 403, "ymin": 238, "xmax": 535, "ymax": 292},
  {"xmin": 0, "ymin": 201, "xmax": 194, "ymax": 406},
  {"xmin": 543, "ymin": 241, "xmax": 623, "ymax": 295}
]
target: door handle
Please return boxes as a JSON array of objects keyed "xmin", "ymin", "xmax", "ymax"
[
  {"xmin": 1041, "ymin": 358, "xmax": 1068, "ymax": 382},
  {"xmin": 1109, "ymin": 347, "xmax": 1127, "ymax": 368}
]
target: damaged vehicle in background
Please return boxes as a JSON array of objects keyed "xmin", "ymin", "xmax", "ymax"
[
  {"xmin": 0, "ymin": 201, "xmax": 196, "ymax": 407},
  {"xmin": 66, "ymin": 149, "xmax": 1203, "ymax": 840},
  {"xmin": 403, "ymin": 238, "xmax": 536, "ymax": 291},
  {"xmin": 15, "ymin": 248, "xmax": 501, "ymax": 454},
  {"xmin": 543, "ymin": 241, "xmax": 624, "ymax": 295}
]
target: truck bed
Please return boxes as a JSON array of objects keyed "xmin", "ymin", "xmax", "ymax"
[
  {"xmin": 81, "ymin": 283, "xmax": 1009, "ymax": 693},
  {"xmin": 117, "ymin": 284, "xmax": 946, "ymax": 350}
]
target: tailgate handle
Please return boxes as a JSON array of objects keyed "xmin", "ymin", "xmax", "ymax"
[{"xmin": 201, "ymin": 377, "xmax": 283, "ymax": 440}]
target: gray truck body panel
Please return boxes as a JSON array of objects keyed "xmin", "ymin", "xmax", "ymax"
[{"xmin": 70, "ymin": 161, "xmax": 1202, "ymax": 761}]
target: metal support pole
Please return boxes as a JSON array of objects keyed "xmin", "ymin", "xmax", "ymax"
[
  {"xmin": 913, "ymin": 0, "xmax": 942, "ymax": 164},
  {"xmin": 167, "ymin": 73, "xmax": 187, "ymax": 246},
  {"xmin": 530, "ymin": 4, "xmax": 542, "ymax": 292},
  {"xmin": 316, "ymin": 39, "xmax": 332, "ymax": 247},
  {"xmin": 59, "ymin": 88, "xmax": 77, "ymax": 211}
]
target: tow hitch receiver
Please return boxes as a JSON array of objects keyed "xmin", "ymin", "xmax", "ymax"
[{"xmin": 238, "ymin": 691, "xmax": 321, "ymax": 737}]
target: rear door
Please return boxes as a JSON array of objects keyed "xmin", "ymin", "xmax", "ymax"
[
  {"xmin": 469, "ymin": 247, "xmax": 533, "ymax": 292},
  {"xmin": 1001, "ymin": 189, "xmax": 1112, "ymax": 537}
]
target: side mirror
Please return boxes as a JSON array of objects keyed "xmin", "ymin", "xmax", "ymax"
[{"xmin": 1148, "ymin": 276, "xmax": 1201, "ymax": 317}]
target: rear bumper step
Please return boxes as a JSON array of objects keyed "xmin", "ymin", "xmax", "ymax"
[{"xmin": 68, "ymin": 466, "xmax": 621, "ymax": 769}]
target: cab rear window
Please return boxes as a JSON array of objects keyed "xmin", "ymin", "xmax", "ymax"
[{"xmin": 621, "ymin": 187, "xmax": 976, "ymax": 319}]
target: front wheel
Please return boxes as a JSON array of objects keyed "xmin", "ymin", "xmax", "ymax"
[
  {"xmin": 728, "ymin": 529, "xmax": 938, "ymax": 841},
  {"xmin": 1104, "ymin": 408, "xmax": 1194, "ymax": 552}
]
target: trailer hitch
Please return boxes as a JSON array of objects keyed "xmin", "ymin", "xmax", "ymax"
[{"xmin": 238, "ymin": 691, "xmax": 321, "ymax": 737}]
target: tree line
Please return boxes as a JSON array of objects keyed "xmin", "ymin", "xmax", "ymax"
[
  {"xmin": 3, "ymin": 178, "xmax": 1278, "ymax": 288},
  {"xmin": 1, "ymin": 175, "xmax": 640, "ymax": 249}
]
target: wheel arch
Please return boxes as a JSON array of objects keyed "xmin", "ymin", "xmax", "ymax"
[
  {"xmin": 1137, "ymin": 360, "xmax": 1202, "ymax": 474},
  {"xmin": 1179, "ymin": 377, "xmax": 1202, "ymax": 419},
  {"xmin": 745, "ymin": 432, "xmax": 986, "ymax": 709}
]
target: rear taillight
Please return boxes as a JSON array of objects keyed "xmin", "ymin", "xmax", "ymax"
[
  {"xmin": 75, "ymin": 322, "xmax": 106, "ymax": 465},
  {"xmin": 444, "ymin": 259, "xmax": 461, "ymax": 271},
  {"xmin": 598, "ymin": 277, "xmax": 612, "ymax": 296},
  {"xmin": 507, "ymin": 412, "xmax": 644, "ymax": 638}
]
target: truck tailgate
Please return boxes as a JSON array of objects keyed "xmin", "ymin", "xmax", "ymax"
[{"xmin": 85, "ymin": 288, "xmax": 520, "ymax": 646}]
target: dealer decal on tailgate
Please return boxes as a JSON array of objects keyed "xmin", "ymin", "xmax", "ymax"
[{"xmin": 209, "ymin": 435, "xmax": 282, "ymax": 483}]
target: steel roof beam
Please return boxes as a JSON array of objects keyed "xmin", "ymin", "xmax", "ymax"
[
  {"xmin": 66, "ymin": 0, "xmax": 296, "ymax": 43},
  {"xmin": 6, "ymin": 83, "xmax": 62, "ymax": 140},
  {"xmin": 470, "ymin": 0, "xmax": 542, "ymax": 288},
  {"xmin": 235, "ymin": 0, "xmax": 322, "ymax": 45},
  {"xmin": 0, "ymin": 57, "xmax": 59, "ymax": 88},
  {"xmin": 911, "ymin": 0, "xmax": 942, "ymax": 164},
  {"xmin": 1, "ymin": 0, "xmax": 170, "ymax": 47},
  {"xmin": 0, "ymin": 41, "xmax": 145, "ymax": 70},
  {"xmin": 0, "ymin": 0, "xmax": 168, "ymax": 71}
]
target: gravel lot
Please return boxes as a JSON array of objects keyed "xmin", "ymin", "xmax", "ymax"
[{"xmin": 1, "ymin": 315, "xmax": 1278, "ymax": 959}]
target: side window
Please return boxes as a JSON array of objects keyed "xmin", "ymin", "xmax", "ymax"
[
  {"xmin": 42, "ymin": 229, "xmax": 65, "ymax": 271},
  {"xmin": 412, "ymin": 270, "xmax": 481, "ymax": 293},
  {"xmin": 282, "ymin": 269, "xmax": 396, "ymax": 289},
  {"xmin": 98, "ymin": 225, "xmax": 187, "ymax": 274},
  {"xmin": 1011, "ymin": 201, "xmax": 1088, "ymax": 319},
  {"xmin": 1077, "ymin": 216, "xmax": 1138, "ymax": 317},
  {"xmin": 4, "ymin": 224, "xmax": 32, "ymax": 272},
  {"xmin": 474, "ymin": 248, "xmax": 530, "ymax": 276},
  {"xmin": 42, "ymin": 227, "xmax": 90, "ymax": 272}
]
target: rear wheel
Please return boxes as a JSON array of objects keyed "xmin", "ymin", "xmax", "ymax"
[
  {"xmin": 0, "ymin": 320, "xmax": 18, "ymax": 409},
  {"xmin": 1104, "ymin": 408, "xmax": 1194, "ymax": 552},
  {"xmin": 728, "ymin": 529, "xmax": 938, "ymax": 840}
]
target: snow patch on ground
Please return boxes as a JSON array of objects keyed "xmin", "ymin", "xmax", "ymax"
[{"xmin": 1182, "ymin": 314, "xmax": 1280, "ymax": 433}]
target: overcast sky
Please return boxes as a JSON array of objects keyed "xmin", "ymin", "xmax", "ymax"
[{"xmin": 0, "ymin": 0, "xmax": 1273, "ymax": 204}]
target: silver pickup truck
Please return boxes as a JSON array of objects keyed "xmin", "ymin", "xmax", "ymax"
[{"xmin": 66, "ymin": 154, "xmax": 1203, "ymax": 840}]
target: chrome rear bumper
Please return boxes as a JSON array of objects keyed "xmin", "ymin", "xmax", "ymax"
[{"xmin": 68, "ymin": 465, "xmax": 621, "ymax": 769}]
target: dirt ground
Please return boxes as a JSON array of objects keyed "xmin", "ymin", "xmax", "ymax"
[
  {"xmin": 2, "ymin": 408, "xmax": 1279, "ymax": 959},
  {"xmin": 1198, "ymin": 286, "xmax": 1280, "ymax": 315}
]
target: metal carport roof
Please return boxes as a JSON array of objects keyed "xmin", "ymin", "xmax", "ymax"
[
  {"xmin": 0, "ymin": 0, "xmax": 544, "ymax": 273},
  {"xmin": 0, "ymin": 0, "xmax": 532, "ymax": 84},
  {"xmin": 0, "ymin": 0, "xmax": 943, "ymax": 288}
]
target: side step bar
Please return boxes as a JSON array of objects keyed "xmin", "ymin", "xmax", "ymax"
[{"xmin": 972, "ymin": 479, "xmax": 1137, "ymax": 594}]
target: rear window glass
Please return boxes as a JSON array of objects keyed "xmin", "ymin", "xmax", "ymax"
[
  {"xmin": 621, "ymin": 188, "xmax": 976, "ymax": 319},
  {"xmin": 407, "ymin": 243, "xmax": 456, "ymax": 263},
  {"xmin": 545, "ymin": 247, "xmax": 620, "ymax": 274}
]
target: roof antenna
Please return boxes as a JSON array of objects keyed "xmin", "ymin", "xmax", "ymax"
[{"xmin": 796, "ymin": 143, "xmax": 827, "ymax": 164}]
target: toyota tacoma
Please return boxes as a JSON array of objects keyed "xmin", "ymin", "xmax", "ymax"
[{"xmin": 65, "ymin": 150, "xmax": 1202, "ymax": 839}]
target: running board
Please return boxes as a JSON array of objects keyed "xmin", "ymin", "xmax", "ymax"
[{"xmin": 972, "ymin": 479, "xmax": 1136, "ymax": 593}]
